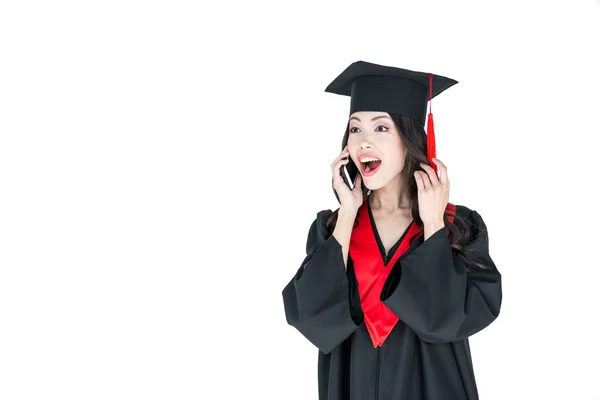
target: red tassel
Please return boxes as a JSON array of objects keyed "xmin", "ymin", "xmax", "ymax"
[
  {"xmin": 427, "ymin": 112, "xmax": 437, "ymax": 175},
  {"xmin": 427, "ymin": 73, "xmax": 438, "ymax": 176}
]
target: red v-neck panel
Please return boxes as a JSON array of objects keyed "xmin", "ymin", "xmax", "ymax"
[
  {"xmin": 349, "ymin": 201, "xmax": 456, "ymax": 347},
  {"xmin": 349, "ymin": 202, "xmax": 420, "ymax": 347}
]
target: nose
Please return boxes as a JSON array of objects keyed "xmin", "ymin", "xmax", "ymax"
[{"xmin": 359, "ymin": 138, "xmax": 374, "ymax": 150}]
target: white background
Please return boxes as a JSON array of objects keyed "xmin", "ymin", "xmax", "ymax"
[{"xmin": 1, "ymin": 0, "xmax": 599, "ymax": 399}]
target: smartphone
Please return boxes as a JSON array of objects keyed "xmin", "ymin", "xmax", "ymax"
[{"xmin": 341, "ymin": 156, "xmax": 359, "ymax": 189}]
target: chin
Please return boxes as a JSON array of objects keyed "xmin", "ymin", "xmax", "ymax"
[{"xmin": 362, "ymin": 176, "xmax": 386, "ymax": 191}]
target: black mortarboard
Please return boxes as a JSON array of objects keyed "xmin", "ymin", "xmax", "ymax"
[{"xmin": 325, "ymin": 61, "xmax": 458, "ymax": 173}]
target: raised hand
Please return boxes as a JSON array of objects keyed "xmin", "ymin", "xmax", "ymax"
[
  {"xmin": 331, "ymin": 145, "xmax": 364, "ymax": 213},
  {"xmin": 414, "ymin": 158, "xmax": 450, "ymax": 230}
]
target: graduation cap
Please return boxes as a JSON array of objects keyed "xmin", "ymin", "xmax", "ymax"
[{"xmin": 325, "ymin": 60, "xmax": 458, "ymax": 174}]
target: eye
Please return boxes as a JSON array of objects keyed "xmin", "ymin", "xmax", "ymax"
[
  {"xmin": 349, "ymin": 126, "xmax": 360, "ymax": 134},
  {"xmin": 376, "ymin": 125, "xmax": 389, "ymax": 132}
]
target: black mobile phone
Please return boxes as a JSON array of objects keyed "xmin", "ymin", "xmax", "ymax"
[{"xmin": 341, "ymin": 156, "xmax": 359, "ymax": 189}]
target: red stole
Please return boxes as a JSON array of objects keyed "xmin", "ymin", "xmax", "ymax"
[{"xmin": 349, "ymin": 201, "xmax": 456, "ymax": 347}]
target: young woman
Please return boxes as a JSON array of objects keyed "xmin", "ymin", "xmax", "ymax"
[{"xmin": 282, "ymin": 61, "xmax": 502, "ymax": 400}]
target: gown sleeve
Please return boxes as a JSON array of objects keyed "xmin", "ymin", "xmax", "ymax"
[
  {"xmin": 380, "ymin": 208, "xmax": 502, "ymax": 344},
  {"xmin": 282, "ymin": 209, "xmax": 364, "ymax": 354}
]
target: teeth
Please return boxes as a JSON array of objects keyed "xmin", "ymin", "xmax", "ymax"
[{"xmin": 360, "ymin": 157, "xmax": 380, "ymax": 163}]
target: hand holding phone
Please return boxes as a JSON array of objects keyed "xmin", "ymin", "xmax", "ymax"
[
  {"xmin": 341, "ymin": 155, "xmax": 359, "ymax": 190},
  {"xmin": 331, "ymin": 145, "xmax": 364, "ymax": 211}
]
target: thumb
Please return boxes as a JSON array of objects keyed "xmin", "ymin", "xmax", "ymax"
[{"xmin": 353, "ymin": 173, "xmax": 362, "ymax": 191}]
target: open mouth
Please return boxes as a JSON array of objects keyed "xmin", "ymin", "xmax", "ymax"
[{"xmin": 359, "ymin": 157, "xmax": 382, "ymax": 177}]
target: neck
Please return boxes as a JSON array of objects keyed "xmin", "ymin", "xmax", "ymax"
[{"xmin": 369, "ymin": 175, "xmax": 410, "ymax": 214}]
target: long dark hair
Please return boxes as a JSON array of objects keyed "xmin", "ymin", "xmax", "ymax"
[{"xmin": 325, "ymin": 112, "xmax": 488, "ymax": 271}]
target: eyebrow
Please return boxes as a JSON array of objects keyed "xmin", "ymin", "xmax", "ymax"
[{"xmin": 349, "ymin": 115, "xmax": 391, "ymax": 123}]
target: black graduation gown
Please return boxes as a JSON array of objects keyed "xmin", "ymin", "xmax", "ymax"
[{"xmin": 282, "ymin": 204, "xmax": 502, "ymax": 400}]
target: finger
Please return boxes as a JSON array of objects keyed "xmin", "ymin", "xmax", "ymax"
[
  {"xmin": 414, "ymin": 171, "xmax": 424, "ymax": 191},
  {"xmin": 331, "ymin": 154, "xmax": 350, "ymax": 170},
  {"xmin": 432, "ymin": 158, "xmax": 449, "ymax": 186},
  {"xmin": 332, "ymin": 159, "xmax": 351, "ymax": 186},
  {"xmin": 420, "ymin": 163, "xmax": 440, "ymax": 187},
  {"xmin": 332, "ymin": 148, "xmax": 349, "ymax": 166},
  {"xmin": 332, "ymin": 158, "xmax": 350, "ymax": 174},
  {"xmin": 332, "ymin": 165, "xmax": 347, "ymax": 187},
  {"xmin": 331, "ymin": 148, "xmax": 350, "ymax": 168},
  {"xmin": 421, "ymin": 171, "xmax": 432, "ymax": 190},
  {"xmin": 352, "ymin": 173, "xmax": 362, "ymax": 192},
  {"xmin": 331, "ymin": 154, "xmax": 348, "ymax": 169}
]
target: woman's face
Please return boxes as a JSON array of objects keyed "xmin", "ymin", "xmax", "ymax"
[{"xmin": 347, "ymin": 111, "xmax": 406, "ymax": 191}]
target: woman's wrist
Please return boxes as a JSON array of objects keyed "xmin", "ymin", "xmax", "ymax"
[
  {"xmin": 423, "ymin": 219, "xmax": 445, "ymax": 240},
  {"xmin": 338, "ymin": 206, "xmax": 358, "ymax": 223}
]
